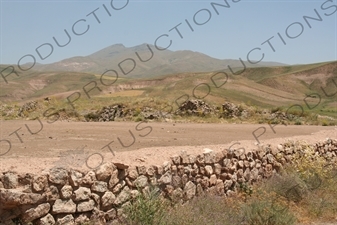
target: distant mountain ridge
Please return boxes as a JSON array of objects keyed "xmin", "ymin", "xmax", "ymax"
[{"xmin": 28, "ymin": 43, "xmax": 287, "ymax": 78}]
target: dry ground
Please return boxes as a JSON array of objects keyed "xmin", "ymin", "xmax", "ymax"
[{"xmin": 0, "ymin": 120, "xmax": 336, "ymax": 174}]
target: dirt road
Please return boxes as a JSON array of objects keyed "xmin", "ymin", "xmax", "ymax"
[{"xmin": 0, "ymin": 120, "xmax": 336, "ymax": 173}]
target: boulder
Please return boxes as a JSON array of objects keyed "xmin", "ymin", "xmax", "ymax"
[
  {"xmin": 21, "ymin": 203, "xmax": 50, "ymax": 223},
  {"xmin": 52, "ymin": 199, "xmax": 76, "ymax": 214},
  {"xmin": 74, "ymin": 187, "xmax": 91, "ymax": 201},
  {"xmin": 37, "ymin": 213, "xmax": 55, "ymax": 225},
  {"xmin": 77, "ymin": 199, "xmax": 95, "ymax": 212},
  {"xmin": 48, "ymin": 168, "xmax": 68, "ymax": 185},
  {"xmin": 60, "ymin": 185, "xmax": 73, "ymax": 200}
]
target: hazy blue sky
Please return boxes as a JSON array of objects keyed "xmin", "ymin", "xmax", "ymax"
[{"xmin": 1, "ymin": 0, "xmax": 336, "ymax": 65}]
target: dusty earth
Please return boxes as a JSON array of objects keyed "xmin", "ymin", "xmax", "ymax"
[{"xmin": 0, "ymin": 120, "xmax": 336, "ymax": 174}]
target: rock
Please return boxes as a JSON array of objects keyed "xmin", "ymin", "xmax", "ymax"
[
  {"xmin": 134, "ymin": 175, "xmax": 148, "ymax": 188},
  {"xmin": 165, "ymin": 185, "xmax": 174, "ymax": 196},
  {"xmin": 226, "ymin": 190, "xmax": 236, "ymax": 197},
  {"xmin": 95, "ymin": 162, "xmax": 116, "ymax": 181},
  {"xmin": 0, "ymin": 181, "xmax": 3, "ymax": 189},
  {"xmin": 277, "ymin": 144, "xmax": 284, "ymax": 151},
  {"xmin": 0, "ymin": 188, "xmax": 44, "ymax": 209},
  {"xmin": 238, "ymin": 160, "xmax": 244, "ymax": 168},
  {"xmin": 3, "ymin": 172, "xmax": 18, "ymax": 189},
  {"xmin": 105, "ymin": 208, "xmax": 117, "ymax": 221},
  {"xmin": 77, "ymin": 199, "xmax": 95, "ymax": 212},
  {"xmin": 91, "ymin": 207, "xmax": 106, "ymax": 224},
  {"xmin": 200, "ymin": 176, "xmax": 209, "ymax": 189},
  {"xmin": 52, "ymin": 199, "xmax": 76, "ymax": 214},
  {"xmin": 60, "ymin": 185, "xmax": 73, "ymax": 199},
  {"xmin": 74, "ymin": 214, "xmax": 90, "ymax": 225},
  {"xmin": 224, "ymin": 180, "xmax": 233, "ymax": 190},
  {"xmin": 43, "ymin": 185, "xmax": 59, "ymax": 201},
  {"xmin": 101, "ymin": 191, "xmax": 116, "ymax": 208},
  {"xmin": 37, "ymin": 213, "xmax": 55, "ymax": 225},
  {"xmin": 74, "ymin": 187, "xmax": 91, "ymax": 201},
  {"xmin": 180, "ymin": 151, "xmax": 189, "ymax": 164},
  {"xmin": 56, "ymin": 214, "xmax": 74, "ymax": 225},
  {"xmin": 156, "ymin": 165, "xmax": 164, "ymax": 175},
  {"xmin": 127, "ymin": 167, "xmax": 138, "ymax": 180},
  {"xmin": 182, "ymin": 174, "xmax": 189, "ymax": 187},
  {"xmin": 196, "ymin": 183, "xmax": 204, "ymax": 196},
  {"xmin": 80, "ymin": 171, "xmax": 96, "ymax": 185},
  {"xmin": 32, "ymin": 175, "xmax": 48, "ymax": 192},
  {"xmin": 48, "ymin": 167, "xmax": 68, "ymax": 185},
  {"xmin": 163, "ymin": 161, "xmax": 171, "ymax": 172},
  {"xmin": 112, "ymin": 181, "xmax": 125, "ymax": 194},
  {"xmin": 21, "ymin": 203, "xmax": 50, "ymax": 223},
  {"xmin": 215, "ymin": 151, "xmax": 224, "ymax": 163},
  {"xmin": 146, "ymin": 166, "xmax": 155, "ymax": 177},
  {"xmin": 91, "ymin": 181, "xmax": 108, "ymax": 193},
  {"xmin": 137, "ymin": 165, "xmax": 147, "ymax": 175},
  {"xmin": 159, "ymin": 171, "xmax": 172, "ymax": 184},
  {"xmin": 214, "ymin": 163, "xmax": 222, "ymax": 175},
  {"xmin": 114, "ymin": 186, "xmax": 131, "ymax": 205},
  {"xmin": 196, "ymin": 154, "xmax": 205, "ymax": 165},
  {"xmin": 215, "ymin": 179, "xmax": 225, "ymax": 195},
  {"xmin": 244, "ymin": 168, "xmax": 251, "ymax": 181},
  {"xmin": 18, "ymin": 173, "xmax": 33, "ymax": 186},
  {"xmin": 171, "ymin": 176, "xmax": 182, "ymax": 188},
  {"xmin": 266, "ymin": 154, "xmax": 275, "ymax": 164},
  {"xmin": 109, "ymin": 170, "xmax": 119, "ymax": 189},
  {"xmin": 113, "ymin": 162, "xmax": 129, "ymax": 170},
  {"xmin": 250, "ymin": 168, "xmax": 259, "ymax": 181},
  {"xmin": 204, "ymin": 148, "xmax": 215, "ymax": 163},
  {"xmin": 184, "ymin": 181, "xmax": 196, "ymax": 200},
  {"xmin": 91, "ymin": 192, "xmax": 101, "ymax": 208},
  {"xmin": 69, "ymin": 170, "xmax": 83, "ymax": 187},
  {"xmin": 209, "ymin": 174, "xmax": 217, "ymax": 186},
  {"xmin": 130, "ymin": 189, "xmax": 140, "ymax": 199},
  {"xmin": 171, "ymin": 188, "xmax": 183, "ymax": 203},
  {"xmin": 265, "ymin": 164, "xmax": 273, "ymax": 178},
  {"xmin": 204, "ymin": 165, "xmax": 213, "ymax": 176}
]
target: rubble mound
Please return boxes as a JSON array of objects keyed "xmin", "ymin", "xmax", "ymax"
[
  {"xmin": 84, "ymin": 104, "xmax": 131, "ymax": 122},
  {"xmin": 18, "ymin": 101, "xmax": 38, "ymax": 117},
  {"xmin": 220, "ymin": 102, "xmax": 250, "ymax": 119},
  {"xmin": 176, "ymin": 99, "xmax": 214, "ymax": 116}
]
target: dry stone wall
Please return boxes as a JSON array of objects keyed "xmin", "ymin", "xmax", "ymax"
[{"xmin": 1, "ymin": 139, "xmax": 336, "ymax": 224}]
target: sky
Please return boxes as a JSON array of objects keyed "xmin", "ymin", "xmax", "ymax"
[{"xmin": 0, "ymin": 0, "xmax": 336, "ymax": 66}]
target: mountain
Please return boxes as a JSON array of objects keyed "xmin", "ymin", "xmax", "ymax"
[{"xmin": 28, "ymin": 43, "xmax": 286, "ymax": 78}]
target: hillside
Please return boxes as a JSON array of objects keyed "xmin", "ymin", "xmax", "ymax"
[{"xmin": 0, "ymin": 61, "xmax": 336, "ymax": 121}]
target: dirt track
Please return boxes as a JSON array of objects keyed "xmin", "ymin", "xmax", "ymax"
[{"xmin": 0, "ymin": 120, "xmax": 336, "ymax": 173}]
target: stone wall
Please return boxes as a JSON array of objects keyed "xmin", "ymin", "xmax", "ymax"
[{"xmin": 1, "ymin": 139, "xmax": 336, "ymax": 225}]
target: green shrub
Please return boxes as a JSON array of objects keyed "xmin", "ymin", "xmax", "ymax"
[
  {"xmin": 243, "ymin": 197, "xmax": 296, "ymax": 225},
  {"xmin": 123, "ymin": 187, "xmax": 168, "ymax": 225}
]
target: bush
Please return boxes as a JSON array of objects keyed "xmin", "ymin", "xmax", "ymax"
[
  {"xmin": 123, "ymin": 187, "xmax": 168, "ymax": 225},
  {"xmin": 243, "ymin": 196, "xmax": 297, "ymax": 225},
  {"xmin": 160, "ymin": 195, "xmax": 244, "ymax": 225}
]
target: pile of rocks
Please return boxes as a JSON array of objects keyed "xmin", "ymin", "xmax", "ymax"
[
  {"xmin": 18, "ymin": 101, "xmax": 38, "ymax": 117},
  {"xmin": 1, "ymin": 139, "xmax": 336, "ymax": 224},
  {"xmin": 84, "ymin": 105, "xmax": 130, "ymax": 122},
  {"xmin": 176, "ymin": 100, "xmax": 214, "ymax": 116},
  {"xmin": 220, "ymin": 102, "xmax": 249, "ymax": 119},
  {"xmin": 140, "ymin": 107, "xmax": 162, "ymax": 120}
]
